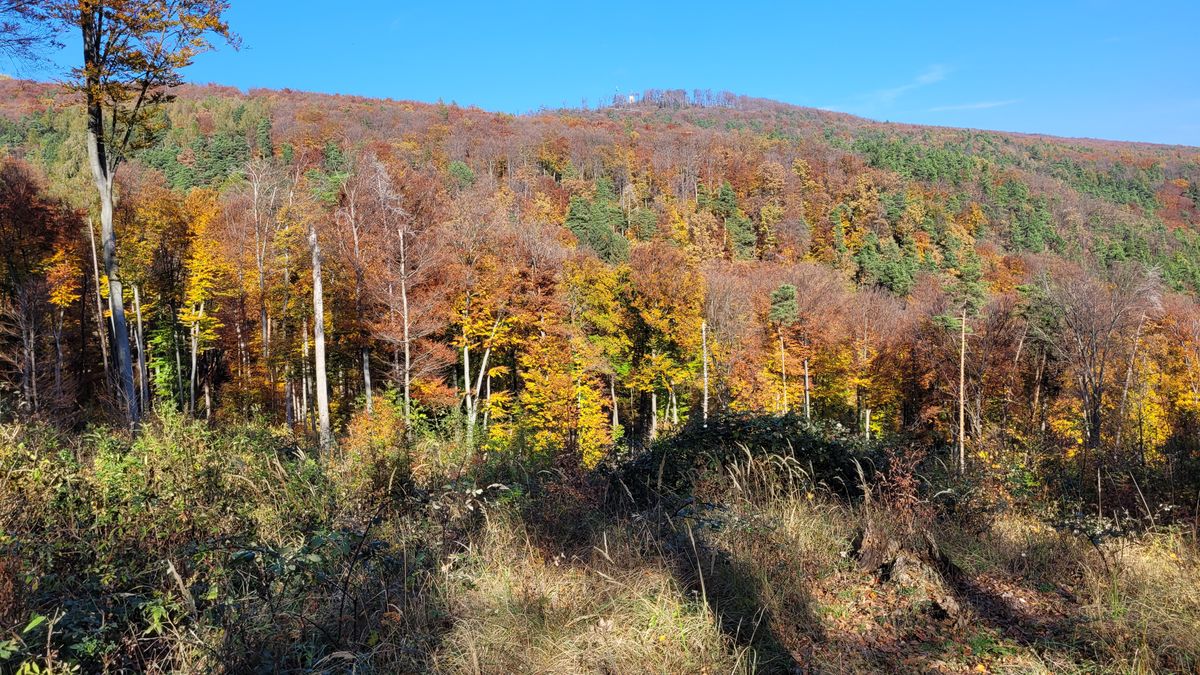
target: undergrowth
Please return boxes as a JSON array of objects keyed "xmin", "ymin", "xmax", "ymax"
[{"xmin": 2, "ymin": 412, "xmax": 1199, "ymax": 673}]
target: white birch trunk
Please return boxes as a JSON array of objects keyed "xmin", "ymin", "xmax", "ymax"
[{"xmin": 309, "ymin": 224, "xmax": 332, "ymax": 449}]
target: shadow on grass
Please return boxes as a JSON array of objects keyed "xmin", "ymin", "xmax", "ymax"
[
  {"xmin": 661, "ymin": 515, "xmax": 814, "ymax": 672},
  {"xmin": 937, "ymin": 561, "xmax": 1099, "ymax": 667},
  {"xmin": 512, "ymin": 413, "xmax": 1128, "ymax": 672},
  {"xmin": 519, "ymin": 464, "xmax": 818, "ymax": 672}
]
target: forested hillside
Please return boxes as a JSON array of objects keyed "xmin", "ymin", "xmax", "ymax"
[
  {"xmin": 3, "ymin": 74, "xmax": 1200, "ymax": 672},
  {"xmin": 3, "ymin": 78, "xmax": 1200, "ymax": 459}
]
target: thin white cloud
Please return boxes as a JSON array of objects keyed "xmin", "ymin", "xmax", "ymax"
[
  {"xmin": 818, "ymin": 65, "xmax": 952, "ymax": 116},
  {"xmin": 870, "ymin": 65, "xmax": 950, "ymax": 106},
  {"xmin": 928, "ymin": 99, "xmax": 1021, "ymax": 112}
]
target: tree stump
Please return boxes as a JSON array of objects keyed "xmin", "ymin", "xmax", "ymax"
[{"xmin": 853, "ymin": 518, "xmax": 966, "ymax": 625}]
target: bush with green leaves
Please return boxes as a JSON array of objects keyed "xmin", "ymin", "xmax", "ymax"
[{"xmin": 615, "ymin": 412, "xmax": 881, "ymax": 508}]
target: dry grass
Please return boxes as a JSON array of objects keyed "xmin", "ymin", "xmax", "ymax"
[
  {"xmin": 426, "ymin": 449, "xmax": 1200, "ymax": 674},
  {"xmin": 433, "ymin": 512, "xmax": 746, "ymax": 674},
  {"xmin": 1081, "ymin": 529, "xmax": 1200, "ymax": 672},
  {"xmin": 942, "ymin": 511, "xmax": 1200, "ymax": 673},
  {"xmin": 6, "ymin": 421, "xmax": 1200, "ymax": 673}
]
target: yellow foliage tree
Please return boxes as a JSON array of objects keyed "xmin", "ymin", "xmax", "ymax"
[{"xmin": 178, "ymin": 189, "xmax": 230, "ymax": 415}]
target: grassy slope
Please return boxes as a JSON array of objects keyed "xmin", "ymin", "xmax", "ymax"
[{"xmin": 3, "ymin": 417, "xmax": 1199, "ymax": 673}]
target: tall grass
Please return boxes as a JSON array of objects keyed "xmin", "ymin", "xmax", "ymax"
[
  {"xmin": 434, "ymin": 512, "xmax": 746, "ymax": 674},
  {"xmin": 3, "ymin": 417, "xmax": 1200, "ymax": 672}
]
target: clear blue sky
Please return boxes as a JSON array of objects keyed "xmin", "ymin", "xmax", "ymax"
[{"xmin": 14, "ymin": 0, "xmax": 1200, "ymax": 146}]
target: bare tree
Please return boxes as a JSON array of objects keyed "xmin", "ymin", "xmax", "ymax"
[
  {"xmin": 1033, "ymin": 263, "xmax": 1161, "ymax": 453},
  {"xmin": 0, "ymin": 1, "xmax": 51, "ymax": 65},
  {"xmin": 0, "ymin": 281, "xmax": 44, "ymax": 413},
  {"xmin": 844, "ymin": 287, "xmax": 901, "ymax": 439},
  {"xmin": 243, "ymin": 157, "xmax": 282, "ymax": 379},
  {"xmin": 335, "ymin": 156, "xmax": 378, "ymax": 414},
  {"xmin": 789, "ymin": 263, "xmax": 845, "ymax": 423}
]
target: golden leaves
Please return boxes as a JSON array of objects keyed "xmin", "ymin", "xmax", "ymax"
[{"xmin": 44, "ymin": 246, "xmax": 81, "ymax": 309}]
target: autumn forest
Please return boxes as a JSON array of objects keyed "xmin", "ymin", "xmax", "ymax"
[{"xmin": 2, "ymin": 2, "xmax": 1200, "ymax": 673}]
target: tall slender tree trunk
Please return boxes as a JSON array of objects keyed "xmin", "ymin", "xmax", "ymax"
[
  {"xmin": 398, "ymin": 230, "xmax": 412, "ymax": 429},
  {"xmin": 173, "ymin": 328, "xmax": 183, "ymax": 407},
  {"xmin": 649, "ymin": 390, "xmax": 658, "ymax": 441},
  {"xmin": 302, "ymin": 318, "xmax": 310, "ymax": 431},
  {"xmin": 85, "ymin": 101, "xmax": 137, "ymax": 426},
  {"xmin": 1085, "ymin": 388, "xmax": 1104, "ymax": 454},
  {"xmin": 254, "ymin": 201, "xmax": 271, "ymax": 363},
  {"xmin": 1031, "ymin": 349, "xmax": 1045, "ymax": 434},
  {"xmin": 78, "ymin": 268, "xmax": 91, "ymax": 398},
  {"xmin": 86, "ymin": 219, "xmax": 111, "ymax": 385},
  {"xmin": 1116, "ymin": 314, "xmax": 1146, "ymax": 449},
  {"xmin": 959, "ymin": 309, "xmax": 967, "ymax": 475},
  {"xmin": 610, "ymin": 375, "xmax": 620, "ymax": 430},
  {"xmin": 234, "ymin": 304, "xmax": 246, "ymax": 383},
  {"xmin": 778, "ymin": 328, "xmax": 788, "ymax": 413},
  {"xmin": 483, "ymin": 374, "xmax": 491, "ymax": 429},
  {"xmin": 52, "ymin": 309, "xmax": 64, "ymax": 404},
  {"xmin": 350, "ymin": 212, "xmax": 373, "ymax": 414},
  {"xmin": 463, "ymin": 339, "xmax": 473, "ymax": 444},
  {"xmin": 468, "ymin": 342, "xmax": 494, "ymax": 435},
  {"xmin": 28, "ymin": 320, "xmax": 37, "ymax": 411},
  {"xmin": 701, "ymin": 319, "xmax": 709, "ymax": 428},
  {"xmin": 803, "ymin": 357, "xmax": 811, "ymax": 423},
  {"xmin": 309, "ymin": 225, "xmax": 332, "ymax": 450},
  {"xmin": 189, "ymin": 303, "xmax": 203, "ymax": 416},
  {"xmin": 260, "ymin": 296, "xmax": 271, "ymax": 392},
  {"xmin": 282, "ymin": 258, "xmax": 294, "ymax": 429},
  {"xmin": 134, "ymin": 285, "xmax": 149, "ymax": 415},
  {"xmin": 285, "ymin": 378, "xmax": 295, "ymax": 427},
  {"xmin": 1003, "ymin": 327, "xmax": 1028, "ymax": 433},
  {"xmin": 17, "ymin": 302, "xmax": 37, "ymax": 411},
  {"xmin": 463, "ymin": 317, "xmax": 500, "ymax": 445},
  {"xmin": 387, "ymin": 283, "xmax": 401, "ymax": 384},
  {"xmin": 361, "ymin": 346, "xmax": 373, "ymax": 414}
]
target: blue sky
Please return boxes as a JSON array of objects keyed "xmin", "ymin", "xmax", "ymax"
[{"xmin": 12, "ymin": 0, "xmax": 1200, "ymax": 146}]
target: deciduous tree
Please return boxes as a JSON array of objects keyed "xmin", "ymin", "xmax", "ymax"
[{"xmin": 31, "ymin": 0, "xmax": 236, "ymax": 425}]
